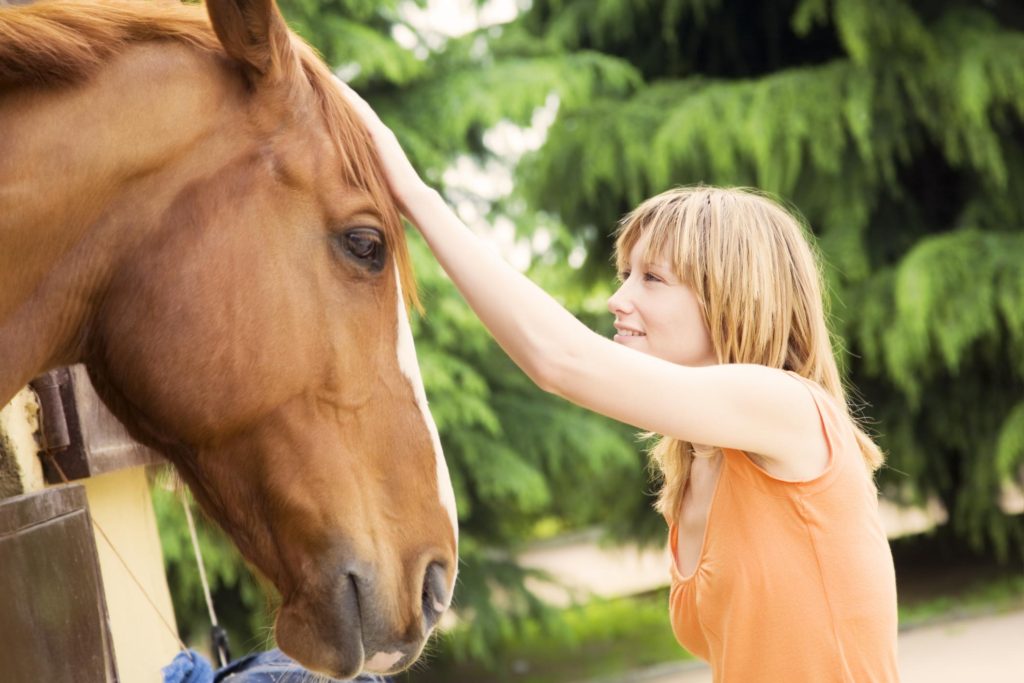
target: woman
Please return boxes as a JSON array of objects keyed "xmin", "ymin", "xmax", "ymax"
[{"xmin": 339, "ymin": 82, "xmax": 899, "ymax": 682}]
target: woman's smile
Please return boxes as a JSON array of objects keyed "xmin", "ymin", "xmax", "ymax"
[{"xmin": 613, "ymin": 323, "xmax": 647, "ymax": 341}]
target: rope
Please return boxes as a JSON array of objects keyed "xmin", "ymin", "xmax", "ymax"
[
  {"xmin": 182, "ymin": 495, "xmax": 231, "ymax": 668},
  {"xmin": 183, "ymin": 498, "xmax": 219, "ymax": 629},
  {"xmin": 91, "ymin": 517, "xmax": 192, "ymax": 656}
]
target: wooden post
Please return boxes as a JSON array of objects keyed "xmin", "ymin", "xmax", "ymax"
[
  {"xmin": 1, "ymin": 366, "xmax": 181, "ymax": 682},
  {"xmin": 0, "ymin": 485, "xmax": 119, "ymax": 682}
]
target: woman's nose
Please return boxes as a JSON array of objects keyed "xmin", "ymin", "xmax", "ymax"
[{"xmin": 607, "ymin": 282, "xmax": 632, "ymax": 315}]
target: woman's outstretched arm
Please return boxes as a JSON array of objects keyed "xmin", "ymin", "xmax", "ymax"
[{"xmin": 339, "ymin": 81, "xmax": 827, "ymax": 471}]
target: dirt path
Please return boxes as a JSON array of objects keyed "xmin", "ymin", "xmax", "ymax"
[{"xmin": 601, "ymin": 609, "xmax": 1024, "ymax": 683}]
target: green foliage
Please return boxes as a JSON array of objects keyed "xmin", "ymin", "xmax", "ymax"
[
  {"xmin": 846, "ymin": 230, "xmax": 1024, "ymax": 407},
  {"xmin": 279, "ymin": 0, "xmax": 424, "ymax": 84},
  {"xmin": 152, "ymin": 478, "xmax": 273, "ymax": 652},
  {"xmin": 995, "ymin": 403, "xmax": 1024, "ymax": 479},
  {"xmin": 369, "ymin": 48, "xmax": 641, "ymax": 185}
]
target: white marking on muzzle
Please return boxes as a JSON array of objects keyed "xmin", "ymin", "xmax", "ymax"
[
  {"xmin": 365, "ymin": 650, "xmax": 403, "ymax": 672},
  {"xmin": 394, "ymin": 269, "xmax": 458, "ymax": 543}
]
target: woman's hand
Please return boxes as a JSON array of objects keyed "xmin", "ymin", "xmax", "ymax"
[{"xmin": 335, "ymin": 79, "xmax": 433, "ymax": 215}]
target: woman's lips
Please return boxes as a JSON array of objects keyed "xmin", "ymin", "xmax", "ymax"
[{"xmin": 613, "ymin": 329, "xmax": 646, "ymax": 343}]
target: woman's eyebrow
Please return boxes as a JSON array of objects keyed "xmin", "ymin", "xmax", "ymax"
[{"xmin": 644, "ymin": 261, "xmax": 674, "ymax": 273}]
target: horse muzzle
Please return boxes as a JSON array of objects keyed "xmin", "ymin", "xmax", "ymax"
[{"xmin": 274, "ymin": 559, "xmax": 453, "ymax": 678}]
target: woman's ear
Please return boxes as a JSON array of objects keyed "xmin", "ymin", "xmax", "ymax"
[{"xmin": 205, "ymin": 0, "xmax": 295, "ymax": 84}]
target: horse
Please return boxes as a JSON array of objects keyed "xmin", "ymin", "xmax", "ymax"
[{"xmin": 0, "ymin": 0, "xmax": 457, "ymax": 677}]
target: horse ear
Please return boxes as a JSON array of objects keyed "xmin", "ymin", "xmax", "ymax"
[{"xmin": 206, "ymin": 0, "xmax": 294, "ymax": 82}]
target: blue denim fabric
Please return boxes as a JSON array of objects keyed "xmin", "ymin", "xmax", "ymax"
[{"xmin": 163, "ymin": 648, "xmax": 391, "ymax": 683}]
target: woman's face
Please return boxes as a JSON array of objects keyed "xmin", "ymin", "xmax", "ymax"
[{"xmin": 607, "ymin": 235, "xmax": 716, "ymax": 367}]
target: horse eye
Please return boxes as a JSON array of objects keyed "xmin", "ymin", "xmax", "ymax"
[{"xmin": 335, "ymin": 227, "xmax": 385, "ymax": 272}]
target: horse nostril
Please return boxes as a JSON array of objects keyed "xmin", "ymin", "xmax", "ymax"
[
  {"xmin": 345, "ymin": 571, "xmax": 363, "ymax": 621},
  {"xmin": 421, "ymin": 562, "xmax": 447, "ymax": 629}
]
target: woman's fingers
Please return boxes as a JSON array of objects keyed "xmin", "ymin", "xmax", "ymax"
[
  {"xmin": 336, "ymin": 79, "xmax": 394, "ymax": 142},
  {"xmin": 333, "ymin": 78, "xmax": 427, "ymax": 211},
  {"xmin": 335, "ymin": 77, "xmax": 388, "ymax": 130}
]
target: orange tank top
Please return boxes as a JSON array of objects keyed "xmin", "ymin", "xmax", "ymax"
[{"xmin": 668, "ymin": 374, "xmax": 899, "ymax": 682}]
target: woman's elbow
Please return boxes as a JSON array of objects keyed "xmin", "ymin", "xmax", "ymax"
[
  {"xmin": 524, "ymin": 351, "xmax": 577, "ymax": 398},
  {"xmin": 522, "ymin": 357, "xmax": 559, "ymax": 395},
  {"xmin": 514, "ymin": 330, "xmax": 592, "ymax": 397}
]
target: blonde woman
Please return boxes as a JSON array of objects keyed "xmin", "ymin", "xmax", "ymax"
[{"xmin": 340, "ymin": 82, "xmax": 899, "ymax": 682}]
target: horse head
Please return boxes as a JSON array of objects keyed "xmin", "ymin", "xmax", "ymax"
[{"xmin": 0, "ymin": 0, "xmax": 456, "ymax": 676}]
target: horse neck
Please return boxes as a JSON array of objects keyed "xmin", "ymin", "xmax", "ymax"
[{"xmin": 0, "ymin": 42, "xmax": 241, "ymax": 403}]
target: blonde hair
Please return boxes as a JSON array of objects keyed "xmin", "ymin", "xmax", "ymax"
[{"xmin": 614, "ymin": 186, "xmax": 884, "ymax": 518}]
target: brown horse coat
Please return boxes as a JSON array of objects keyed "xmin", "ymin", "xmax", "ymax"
[{"xmin": 0, "ymin": 0, "xmax": 457, "ymax": 676}]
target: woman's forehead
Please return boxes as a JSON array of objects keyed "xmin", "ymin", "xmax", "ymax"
[{"xmin": 628, "ymin": 231, "xmax": 675, "ymax": 267}]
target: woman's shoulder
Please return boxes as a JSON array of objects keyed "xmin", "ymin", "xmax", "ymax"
[
  {"xmin": 780, "ymin": 371, "xmax": 858, "ymax": 443},
  {"xmin": 719, "ymin": 370, "xmax": 863, "ymax": 486}
]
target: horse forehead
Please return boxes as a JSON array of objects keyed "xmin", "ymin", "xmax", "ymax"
[
  {"xmin": 270, "ymin": 135, "xmax": 377, "ymax": 214},
  {"xmin": 258, "ymin": 127, "xmax": 333, "ymax": 191}
]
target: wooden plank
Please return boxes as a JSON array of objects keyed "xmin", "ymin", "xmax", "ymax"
[
  {"xmin": 0, "ymin": 485, "xmax": 119, "ymax": 682},
  {"xmin": 0, "ymin": 479, "xmax": 83, "ymax": 533},
  {"xmin": 34, "ymin": 366, "xmax": 165, "ymax": 483}
]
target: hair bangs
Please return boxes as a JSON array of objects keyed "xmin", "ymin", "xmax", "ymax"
[{"xmin": 615, "ymin": 190, "xmax": 705, "ymax": 290}]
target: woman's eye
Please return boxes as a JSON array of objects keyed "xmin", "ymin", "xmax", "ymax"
[{"xmin": 335, "ymin": 227, "xmax": 385, "ymax": 271}]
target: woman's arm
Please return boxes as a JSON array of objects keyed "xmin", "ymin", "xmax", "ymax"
[{"xmin": 340, "ymin": 81, "xmax": 827, "ymax": 471}]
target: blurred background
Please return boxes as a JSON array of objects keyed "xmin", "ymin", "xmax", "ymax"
[{"xmin": 154, "ymin": 0, "xmax": 1024, "ymax": 680}]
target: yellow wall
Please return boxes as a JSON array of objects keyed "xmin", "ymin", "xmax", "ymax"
[{"xmin": 84, "ymin": 467, "xmax": 181, "ymax": 683}]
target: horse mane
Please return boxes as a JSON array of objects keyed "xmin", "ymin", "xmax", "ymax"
[
  {"xmin": 0, "ymin": 0, "xmax": 221, "ymax": 86},
  {"xmin": 0, "ymin": 0, "xmax": 419, "ymax": 309}
]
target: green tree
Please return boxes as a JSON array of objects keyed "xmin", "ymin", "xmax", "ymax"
[{"xmin": 279, "ymin": 0, "xmax": 425, "ymax": 85}]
